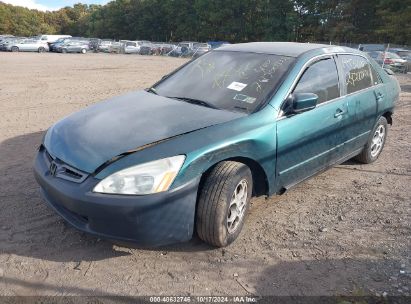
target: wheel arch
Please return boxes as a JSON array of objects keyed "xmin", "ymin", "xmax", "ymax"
[
  {"xmin": 382, "ymin": 111, "xmax": 393, "ymax": 125},
  {"xmin": 198, "ymin": 156, "xmax": 269, "ymax": 197}
]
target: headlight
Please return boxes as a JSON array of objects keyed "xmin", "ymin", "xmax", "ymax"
[{"xmin": 93, "ymin": 155, "xmax": 185, "ymax": 195}]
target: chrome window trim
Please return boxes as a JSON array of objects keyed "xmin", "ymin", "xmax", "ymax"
[{"xmin": 277, "ymin": 52, "xmax": 382, "ymax": 120}]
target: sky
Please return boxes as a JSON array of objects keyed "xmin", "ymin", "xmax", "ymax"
[{"xmin": 2, "ymin": 0, "xmax": 110, "ymax": 11}]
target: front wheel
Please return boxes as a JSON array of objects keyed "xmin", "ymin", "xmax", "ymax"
[
  {"xmin": 11, "ymin": 46, "xmax": 19, "ymax": 52},
  {"xmin": 81, "ymin": 48, "xmax": 86, "ymax": 54},
  {"xmin": 38, "ymin": 47, "xmax": 45, "ymax": 53},
  {"xmin": 196, "ymin": 161, "xmax": 253, "ymax": 247},
  {"xmin": 355, "ymin": 116, "xmax": 388, "ymax": 164}
]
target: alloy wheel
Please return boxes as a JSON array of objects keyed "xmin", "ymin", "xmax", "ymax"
[
  {"xmin": 370, "ymin": 124, "xmax": 385, "ymax": 157},
  {"xmin": 227, "ymin": 179, "xmax": 248, "ymax": 234}
]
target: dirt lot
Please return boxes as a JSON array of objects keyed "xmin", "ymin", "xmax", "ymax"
[{"xmin": 0, "ymin": 53, "xmax": 410, "ymax": 297}]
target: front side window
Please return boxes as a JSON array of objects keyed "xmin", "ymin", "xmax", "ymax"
[
  {"xmin": 340, "ymin": 55, "xmax": 373, "ymax": 94},
  {"xmin": 154, "ymin": 51, "xmax": 295, "ymax": 113},
  {"xmin": 293, "ymin": 57, "xmax": 340, "ymax": 104}
]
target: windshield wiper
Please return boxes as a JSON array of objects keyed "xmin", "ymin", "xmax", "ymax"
[
  {"xmin": 167, "ymin": 96, "xmax": 218, "ymax": 109},
  {"xmin": 146, "ymin": 87, "xmax": 158, "ymax": 95}
]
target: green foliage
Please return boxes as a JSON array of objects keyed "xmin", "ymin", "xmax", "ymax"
[{"xmin": 0, "ymin": 0, "xmax": 409, "ymax": 44}]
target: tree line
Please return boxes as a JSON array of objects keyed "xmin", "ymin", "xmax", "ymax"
[{"xmin": 0, "ymin": 0, "xmax": 410, "ymax": 45}]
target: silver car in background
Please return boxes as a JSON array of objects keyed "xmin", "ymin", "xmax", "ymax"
[
  {"xmin": 10, "ymin": 39, "xmax": 49, "ymax": 53},
  {"xmin": 1, "ymin": 37, "xmax": 26, "ymax": 51},
  {"xmin": 124, "ymin": 41, "xmax": 141, "ymax": 54},
  {"xmin": 58, "ymin": 41, "xmax": 90, "ymax": 54},
  {"xmin": 367, "ymin": 51, "xmax": 408, "ymax": 73},
  {"xmin": 98, "ymin": 40, "xmax": 114, "ymax": 52}
]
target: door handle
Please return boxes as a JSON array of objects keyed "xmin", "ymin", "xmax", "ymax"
[
  {"xmin": 375, "ymin": 92, "xmax": 384, "ymax": 101},
  {"xmin": 334, "ymin": 108, "xmax": 347, "ymax": 118}
]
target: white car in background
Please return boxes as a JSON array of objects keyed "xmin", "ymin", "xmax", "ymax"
[
  {"xmin": 10, "ymin": 39, "xmax": 49, "ymax": 53},
  {"xmin": 124, "ymin": 41, "xmax": 152, "ymax": 54},
  {"xmin": 124, "ymin": 41, "xmax": 141, "ymax": 54},
  {"xmin": 35, "ymin": 34, "xmax": 72, "ymax": 43}
]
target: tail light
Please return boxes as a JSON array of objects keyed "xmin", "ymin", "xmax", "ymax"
[{"xmin": 384, "ymin": 58, "xmax": 394, "ymax": 64}]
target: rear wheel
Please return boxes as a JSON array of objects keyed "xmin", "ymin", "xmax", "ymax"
[
  {"xmin": 355, "ymin": 116, "xmax": 388, "ymax": 164},
  {"xmin": 11, "ymin": 46, "xmax": 19, "ymax": 52},
  {"xmin": 62, "ymin": 49, "xmax": 67, "ymax": 54},
  {"xmin": 196, "ymin": 161, "xmax": 253, "ymax": 247},
  {"xmin": 81, "ymin": 48, "xmax": 86, "ymax": 54},
  {"xmin": 38, "ymin": 47, "xmax": 45, "ymax": 53}
]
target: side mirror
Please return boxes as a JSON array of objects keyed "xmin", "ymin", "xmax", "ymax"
[{"xmin": 292, "ymin": 93, "xmax": 318, "ymax": 113}]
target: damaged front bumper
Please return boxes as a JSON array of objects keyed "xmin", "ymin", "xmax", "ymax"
[{"xmin": 33, "ymin": 147, "xmax": 200, "ymax": 247}]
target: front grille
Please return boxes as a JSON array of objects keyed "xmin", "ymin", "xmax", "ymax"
[{"xmin": 41, "ymin": 145, "xmax": 88, "ymax": 183}]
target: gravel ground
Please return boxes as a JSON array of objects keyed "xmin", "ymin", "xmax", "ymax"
[{"xmin": 0, "ymin": 53, "xmax": 410, "ymax": 297}]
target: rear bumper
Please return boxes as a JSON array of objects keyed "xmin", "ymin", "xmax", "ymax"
[{"xmin": 33, "ymin": 148, "xmax": 200, "ymax": 247}]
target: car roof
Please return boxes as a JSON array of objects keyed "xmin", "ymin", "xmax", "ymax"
[{"xmin": 215, "ymin": 42, "xmax": 361, "ymax": 57}]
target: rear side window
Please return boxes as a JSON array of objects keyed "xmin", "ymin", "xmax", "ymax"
[
  {"xmin": 340, "ymin": 55, "xmax": 373, "ymax": 94},
  {"xmin": 293, "ymin": 57, "xmax": 340, "ymax": 104},
  {"xmin": 370, "ymin": 66, "xmax": 382, "ymax": 85}
]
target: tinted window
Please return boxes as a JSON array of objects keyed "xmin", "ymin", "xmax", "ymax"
[
  {"xmin": 293, "ymin": 58, "xmax": 340, "ymax": 104},
  {"xmin": 154, "ymin": 51, "xmax": 294, "ymax": 113},
  {"xmin": 340, "ymin": 55, "xmax": 373, "ymax": 94}
]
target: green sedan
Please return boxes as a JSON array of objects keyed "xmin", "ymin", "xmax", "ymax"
[{"xmin": 34, "ymin": 42, "xmax": 400, "ymax": 247}]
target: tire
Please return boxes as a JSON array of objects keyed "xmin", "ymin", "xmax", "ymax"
[
  {"xmin": 38, "ymin": 47, "xmax": 45, "ymax": 53},
  {"xmin": 355, "ymin": 116, "xmax": 388, "ymax": 164},
  {"xmin": 62, "ymin": 49, "xmax": 67, "ymax": 54},
  {"xmin": 196, "ymin": 161, "xmax": 253, "ymax": 247},
  {"xmin": 81, "ymin": 48, "xmax": 86, "ymax": 54},
  {"xmin": 11, "ymin": 46, "xmax": 19, "ymax": 52}
]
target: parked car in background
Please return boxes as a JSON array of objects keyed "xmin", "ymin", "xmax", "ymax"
[
  {"xmin": 109, "ymin": 41, "xmax": 122, "ymax": 54},
  {"xmin": 389, "ymin": 48, "xmax": 411, "ymax": 72},
  {"xmin": 58, "ymin": 41, "xmax": 90, "ymax": 54},
  {"xmin": 98, "ymin": 40, "xmax": 114, "ymax": 52},
  {"xmin": 171, "ymin": 41, "xmax": 197, "ymax": 57},
  {"xmin": 0, "ymin": 35, "xmax": 14, "ymax": 44},
  {"xmin": 139, "ymin": 41, "xmax": 154, "ymax": 55},
  {"xmin": 192, "ymin": 43, "xmax": 211, "ymax": 58},
  {"xmin": 34, "ymin": 42, "xmax": 400, "ymax": 247},
  {"xmin": 207, "ymin": 41, "xmax": 231, "ymax": 49},
  {"xmin": 367, "ymin": 51, "xmax": 407, "ymax": 73},
  {"xmin": 359, "ymin": 44, "xmax": 385, "ymax": 52},
  {"xmin": 35, "ymin": 34, "xmax": 72, "ymax": 44},
  {"xmin": 156, "ymin": 43, "xmax": 176, "ymax": 55},
  {"xmin": 124, "ymin": 41, "xmax": 141, "ymax": 54},
  {"xmin": 88, "ymin": 38, "xmax": 101, "ymax": 52},
  {"xmin": 0, "ymin": 36, "xmax": 16, "ymax": 48},
  {"xmin": 0, "ymin": 37, "xmax": 26, "ymax": 51},
  {"xmin": 9, "ymin": 39, "xmax": 49, "ymax": 53},
  {"xmin": 168, "ymin": 41, "xmax": 210, "ymax": 58},
  {"xmin": 49, "ymin": 37, "xmax": 73, "ymax": 52}
]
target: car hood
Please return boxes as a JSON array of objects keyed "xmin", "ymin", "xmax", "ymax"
[{"xmin": 44, "ymin": 90, "xmax": 245, "ymax": 173}]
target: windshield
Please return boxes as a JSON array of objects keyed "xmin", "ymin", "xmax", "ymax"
[{"xmin": 154, "ymin": 51, "xmax": 294, "ymax": 113}]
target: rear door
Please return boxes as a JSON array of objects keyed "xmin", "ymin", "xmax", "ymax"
[
  {"xmin": 336, "ymin": 54, "xmax": 382, "ymax": 156},
  {"xmin": 276, "ymin": 56, "xmax": 350, "ymax": 189}
]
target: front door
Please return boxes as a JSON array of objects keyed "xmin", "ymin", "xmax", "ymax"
[{"xmin": 276, "ymin": 56, "xmax": 349, "ymax": 189}]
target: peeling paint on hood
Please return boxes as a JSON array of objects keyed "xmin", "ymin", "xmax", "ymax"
[{"xmin": 44, "ymin": 90, "xmax": 245, "ymax": 173}]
